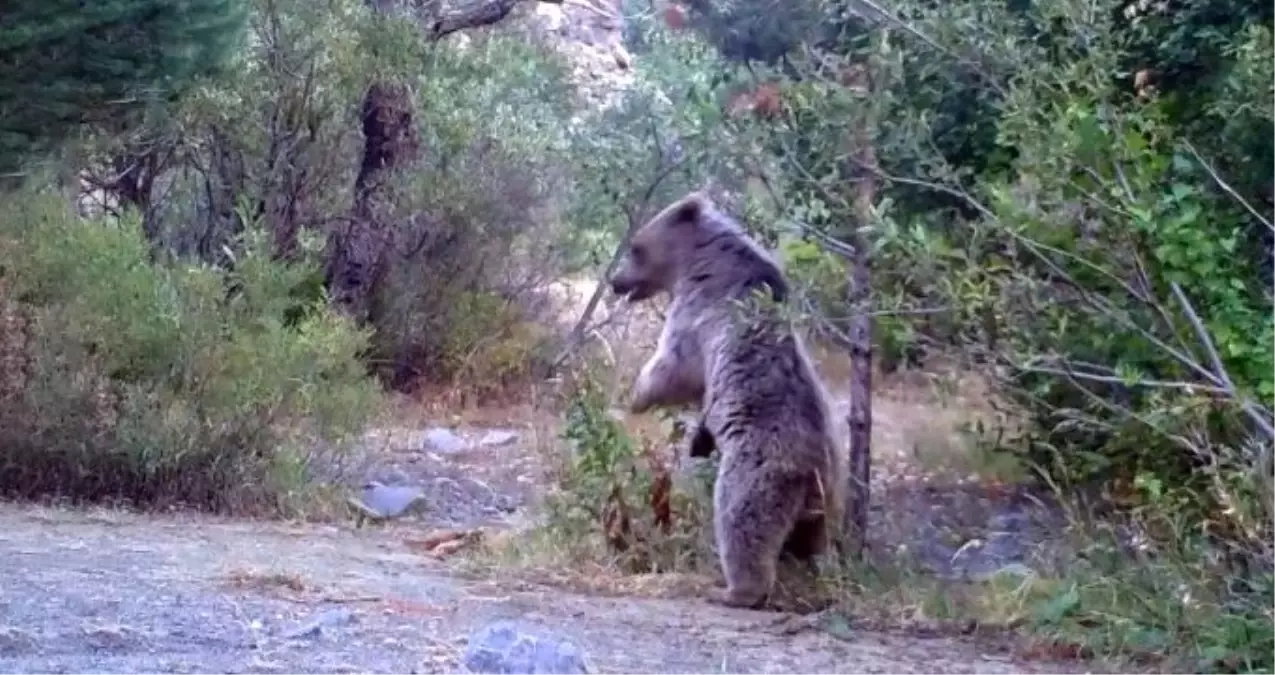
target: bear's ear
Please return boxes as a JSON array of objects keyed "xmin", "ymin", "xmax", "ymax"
[
  {"xmin": 743, "ymin": 245, "xmax": 789, "ymax": 302},
  {"xmin": 760, "ymin": 263, "xmax": 789, "ymax": 303},
  {"xmin": 668, "ymin": 194, "xmax": 705, "ymax": 227}
]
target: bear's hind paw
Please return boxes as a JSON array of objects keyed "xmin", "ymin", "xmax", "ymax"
[{"xmin": 707, "ymin": 587, "xmax": 771, "ymax": 610}]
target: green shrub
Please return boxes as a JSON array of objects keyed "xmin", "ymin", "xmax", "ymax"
[
  {"xmin": 972, "ymin": 11, "xmax": 1273, "ymax": 543},
  {"xmin": 363, "ymin": 32, "xmax": 581, "ymax": 390},
  {"xmin": 0, "ymin": 192, "xmax": 382, "ymax": 514},
  {"xmin": 541, "ymin": 366, "xmax": 713, "ymax": 574},
  {"xmin": 1026, "ymin": 517, "xmax": 1274, "ymax": 673}
]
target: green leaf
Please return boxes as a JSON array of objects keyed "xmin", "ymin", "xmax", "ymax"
[{"xmin": 1033, "ymin": 585, "xmax": 1080, "ymax": 625}]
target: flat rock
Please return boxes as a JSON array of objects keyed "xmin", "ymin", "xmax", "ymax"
[
  {"xmin": 280, "ymin": 608, "xmax": 357, "ymax": 640},
  {"xmin": 423, "ymin": 428, "xmax": 468, "ymax": 454},
  {"xmin": 0, "ymin": 626, "xmax": 38, "ymax": 654},
  {"xmin": 463, "ymin": 620, "xmax": 589, "ymax": 674},
  {"xmin": 368, "ymin": 468, "xmax": 411, "ymax": 486},
  {"xmin": 357, "ymin": 483, "xmax": 428, "ymax": 519},
  {"xmin": 477, "ymin": 430, "xmax": 519, "ymax": 448}
]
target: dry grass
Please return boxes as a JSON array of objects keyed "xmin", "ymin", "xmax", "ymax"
[{"xmin": 466, "ymin": 506, "xmax": 1056, "ymax": 626}]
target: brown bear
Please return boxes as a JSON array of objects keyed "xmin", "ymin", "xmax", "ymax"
[{"xmin": 609, "ymin": 190, "xmax": 846, "ymax": 608}]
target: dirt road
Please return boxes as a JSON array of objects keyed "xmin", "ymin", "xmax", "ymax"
[{"xmin": 0, "ymin": 503, "xmax": 1098, "ymax": 674}]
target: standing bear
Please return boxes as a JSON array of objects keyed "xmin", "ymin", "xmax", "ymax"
[{"xmin": 609, "ymin": 190, "xmax": 846, "ymax": 608}]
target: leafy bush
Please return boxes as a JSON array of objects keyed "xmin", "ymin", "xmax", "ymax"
[
  {"xmin": 1025, "ymin": 518, "xmax": 1274, "ymax": 673},
  {"xmin": 353, "ymin": 28, "xmax": 584, "ymax": 391},
  {"xmin": 0, "ymin": 192, "xmax": 382, "ymax": 514},
  {"xmin": 541, "ymin": 366, "xmax": 713, "ymax": 574},
  {"xmin": 905, "ymin": 6, "xmax": 1275, "ymax": 595},
  {"xmin": 672, "ymin": 0, "xmax": 1272, "ymax": 665}
]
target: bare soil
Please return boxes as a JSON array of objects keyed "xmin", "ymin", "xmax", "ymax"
[{"xmin": 0, "ymin": 503, "xmax": 1095, "ymax": 674}]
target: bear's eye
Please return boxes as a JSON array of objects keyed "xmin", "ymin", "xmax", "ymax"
[{"xmin": 630, "ymin": 245, "xmax": 647, "ymax": 265}]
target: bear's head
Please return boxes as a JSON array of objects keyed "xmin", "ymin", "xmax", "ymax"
[
  {"xmin": 609, "ymin": 191, "xmax": 788, "ymax": 304},
  {"xmin": 609, "ymin": 192, "xmax": 709, "ymax": 301}
]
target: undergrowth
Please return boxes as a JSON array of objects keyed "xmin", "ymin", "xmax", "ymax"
[
  {"xmin": 0, "ymin": 193, "xmax": 383, "ymax": 515},
  {"xmin": 484, "ymin": 356, "xmax": 1272, "ymax": 672},
  {"xmin": 538, "ymin": 365, "xmax": 715, "ymax": 575}
]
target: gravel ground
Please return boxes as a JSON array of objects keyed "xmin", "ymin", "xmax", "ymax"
[
  {"xmin": 0, "ymin": 503, "xmax": 1100, "ymax": 674},
  {"xmin": 0, "ymin": 392, "xmax": 1103, "ymax": 675}
]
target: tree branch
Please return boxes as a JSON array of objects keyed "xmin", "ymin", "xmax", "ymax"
[
  {"xmin": 428, "ymin": 0, "xmax": 562, "ymax": 39},
  {"xmin": 1181, "ymin": 140, "xmax": 1274, "ymax": 234}
]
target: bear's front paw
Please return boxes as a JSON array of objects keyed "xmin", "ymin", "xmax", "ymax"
[{"xmin": 627, "ymin": 388, "xmax": 655, "ymax": 414}]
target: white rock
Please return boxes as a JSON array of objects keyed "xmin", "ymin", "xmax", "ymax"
[{"xmin": 423, "ymin": 427, "xmax": 467, "ymax": 453}]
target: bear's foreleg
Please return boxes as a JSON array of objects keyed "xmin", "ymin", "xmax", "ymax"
[{"xmin": 629, "ymin": 326, "xmax": 704, "ymax": 414}]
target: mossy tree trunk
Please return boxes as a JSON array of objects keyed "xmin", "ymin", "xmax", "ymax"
[{"xmin": 324, "ymin": 0, "xmax": 562, "ymax": 323}]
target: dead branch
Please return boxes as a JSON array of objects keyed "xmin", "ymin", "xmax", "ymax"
[
  {"xmin": 546, "ymin": 129, "xmax": 698, "ymax": 377},
  {"xmin": 1018, "ymin": 360, "xmax": 1232, "ymax": 396},
  {"xmin": 1170, "ymin": 282, "xmax": 1275, "ymax": 441},
  {"xmin": 1181, "ymin": 140, "xmax": 1273, "ymax": 234},
  {"xmin": 427, "ymin": 0, "xmax": 563, "ymax": 39}
]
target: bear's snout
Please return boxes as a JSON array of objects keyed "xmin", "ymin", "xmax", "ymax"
[
  {"xmin": 610, "ymin": 276, "xmax": 658, "ymax": 302},
  {"xmin": 608, "ymin": 275, "xmax": 635, "ymax": 297},
  {"xmin": 608, "ymin": 269, "xmax": 658, "ymax": 302}
]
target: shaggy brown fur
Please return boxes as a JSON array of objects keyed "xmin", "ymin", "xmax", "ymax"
[{"xmin": 609, "ymin": 191, "xmax": 846, "ymax": 608}]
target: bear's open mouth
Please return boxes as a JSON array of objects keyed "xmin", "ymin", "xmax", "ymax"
[
  {"xmin": 609, "ymin": 278, "xmax": 652, "ymax": 302},
  {"xmin": 623, "ymin": 285, "xmax": 656, "ymax": 302}
]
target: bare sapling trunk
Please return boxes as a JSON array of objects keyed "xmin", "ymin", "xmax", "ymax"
[
  {"xmin": 549, "ymin": 234, "xmax": 633, "ymax": 377},
  {"xmin": 843, "ymin": 63, "xmax": 875, "ymax": 562}
]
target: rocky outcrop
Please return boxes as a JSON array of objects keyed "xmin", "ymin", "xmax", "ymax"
[{"xmin": 530, "ymin": 0, "xmax": 633, "ymax": 107}]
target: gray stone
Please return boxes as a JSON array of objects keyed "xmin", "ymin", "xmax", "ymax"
[
  {"xmin": 982, "ymin": 531, "xmax": 1026, "ymax": 561},
  {"xmin": 533, "ymin": 3, "xmax": 567, "ymax": 34},
  {"xmin": 463, "ymin": 621, "xmax": 589, "ymax": 674},
  {"xmin": 81, "ymin": 624, "xmax": 144, "ymax": 651},
  {"xmin": 348, "ymin": 483, "xmax": 429, "ymax": 527},
  {"xmin": 988, "ymin": 511, "xmax": 1032, "ymax": 532},
  {"xmin": 280, "ymin": 608, "xmax": 356, "ymax": 640},
  {"xmin": 946, "ymin": 531, "xmax": 1030, "ymax": 580},
  {"xmin": 369, "ymin": 468, "xmax": 411, "ymax": 486},
  {"xmin": 978, "ymin": 562, "xmax": 1036, "ymax": 581},
  {"xmin": 362, "ymin": 483, "xmax": 428, "ymax": 517},
  {"xmin": 423, "ymin": 427, "xmax": 468, "ymax": 453},
  {"xmin": 0, "ymin": 626, "xmax": 39, "ymax": 654},
  {"xmin": 478, "ymin": 430, "xmax": 519, "ymax": 448}
]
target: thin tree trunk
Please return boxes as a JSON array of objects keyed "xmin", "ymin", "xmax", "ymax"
[
  {"xmin": 843, "ymin": 63, "xmax": 875, "ymax": 562},
  {"xmin": 548, "ymin": 236, "xmax": 630, "ymax": 377},
  {"xmin": 545, "ymin": 136, "xmax": 686, "ymax": 378}
]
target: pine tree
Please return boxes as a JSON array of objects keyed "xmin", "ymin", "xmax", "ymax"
[{"xmin": 0, "ymin": 0, "xmax": 248, "ymax": 175}]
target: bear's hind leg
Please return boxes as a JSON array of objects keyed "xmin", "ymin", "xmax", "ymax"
[
  {"xmin": 712, "ymin": 471, "xmax": 807, "ymax": 609},
  {"xmin": 782, "ymin": 516, "xmax": 828, "ymax": 564}
]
